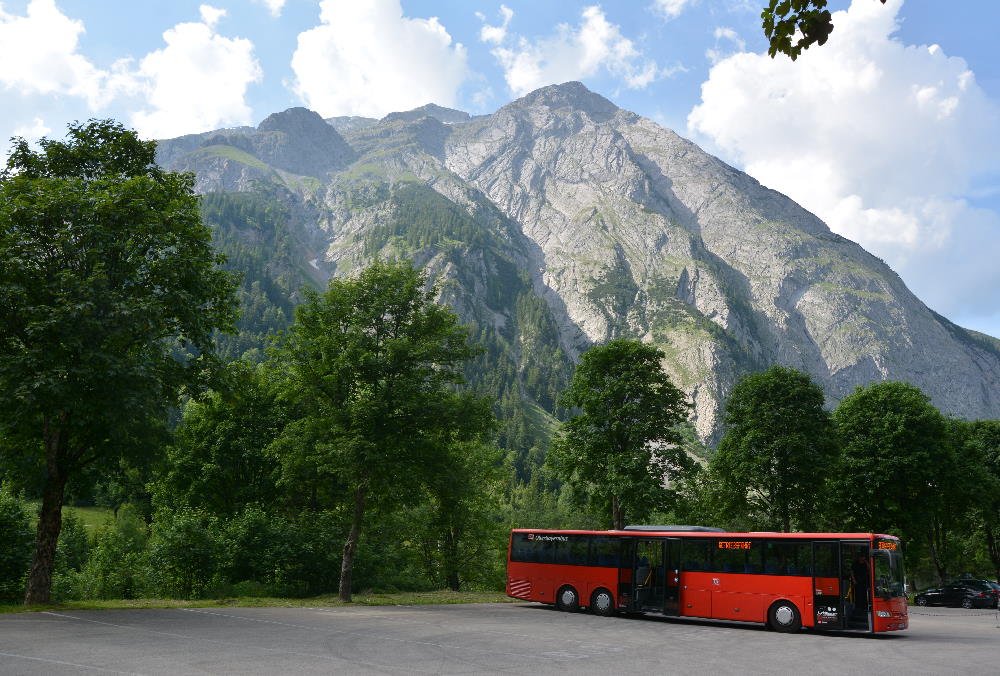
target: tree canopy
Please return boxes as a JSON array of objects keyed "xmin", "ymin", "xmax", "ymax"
[
  {"xmin": 711, "ymin": 366, "xmax": 838, "ymax": 532},
  {"xmin": 268, "ymin": 259, "xmax": 492, "ymax": 601},
  {"xmin": 0, "ymin": 119, "xmax": 238, "ymax": 604},
  {"xmin": 548, "ymin": 339, "xmax": 692, "ymax": 530},
  {"xmin": 831, "ymin": 381, "xmax": 949, "ymax": 542}
]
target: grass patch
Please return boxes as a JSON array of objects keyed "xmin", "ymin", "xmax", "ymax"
[
  {"xmin": 193, "ymin": 144, "xmax": 269, "ymax": 170},
  {"xmin": 0, "ymin": 590, "xmax": 518, "ymax": 614},
  {"xmin": 26, "ymin": 503, "xmax": 113, "ymax": 531}
]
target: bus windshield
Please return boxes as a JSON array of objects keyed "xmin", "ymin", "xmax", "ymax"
[{"xmin": 872, "ymin": 547, "xmax": 905, "ymax": 599}]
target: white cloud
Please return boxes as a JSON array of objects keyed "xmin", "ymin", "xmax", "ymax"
[
  {"xmin": 290, "ymin": 0, "xmax": 469, "ymax": 118},
  {"xmin": 0, "ymin": 0, "xmax": 110, "ymax": 107},
  {"xmin": 131, "ymin": 7, "xmax": 262, "ymax": 138},
  {"xmin": 259, "ymin": 0, "xmax": 286, "ymax": 17},
  {"xmin": 688, "ymin": 0, "xmax": 1000, "ymax": 325},
  {"xmin": 652, "ymin": 0, "xmax": 693, "ymax": 20},
  {"xmin": 199, "ymin": 4, "xmax": 226, "ymax": 28},
  {"xmin": 479, "ymin": 5, "xmax": 513, "ymax": 45},
  {"xmin": 488, "ymin": 5, "xmax": 666, "ymax": 97},
  {"xmin": 705, "ymin": 27, "xmax": 745, "ymax": 64},
  {"xmin": 12, "ymin": 117, "xmax": 51, "ymax": 141}
]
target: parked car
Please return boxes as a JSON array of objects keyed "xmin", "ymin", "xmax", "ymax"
[
  {"xmin": 949, "ymin": 579, "xmax": 1000, "ymax": 608},
  {"xmin": 914, "ymin": 584, "xmax": 994, "ymax": 609}
]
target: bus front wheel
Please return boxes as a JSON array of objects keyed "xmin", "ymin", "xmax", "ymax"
[
  {"xmin": 556, "ymin": 585, "xmax": 579, "ymax": 612},
  {"xmin": 768, "ymin": 600, "xmax": 801, "ymax": 633},
  {"xmin": 590, "ymin": 588, "xmax": 616, "ymax": 617}
]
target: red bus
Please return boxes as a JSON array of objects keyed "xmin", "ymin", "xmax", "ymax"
[{"xmin": 506, "ymin": 526, "xmax": 907, "ymax": 633}]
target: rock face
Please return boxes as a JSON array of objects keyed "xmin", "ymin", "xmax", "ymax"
[{"xmin": 157, "ymin": 82, "xmax": 1000, "ymax": 441}]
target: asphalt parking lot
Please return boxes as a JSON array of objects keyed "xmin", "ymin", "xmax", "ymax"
[{"xmin": 0, "ymin": 603, "xmax": 997, "ymax": 675}]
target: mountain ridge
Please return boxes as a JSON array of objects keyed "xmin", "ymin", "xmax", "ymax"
[{"xmin": 157, "ymin": 81, "xmax": 1000, "ymax": 442}]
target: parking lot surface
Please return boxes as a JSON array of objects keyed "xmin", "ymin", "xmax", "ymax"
[{"xmin": 0, "ymin": 603, "xmax": 997, "ymax": 675}]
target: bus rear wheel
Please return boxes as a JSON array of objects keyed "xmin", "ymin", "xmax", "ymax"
[
  {"xmin": 556, "ymin": 585, "xmax": 579, "ymax": 612},
  {"xmin": 768, "ymin": 600, "xmax": 801, "ymax": 633},
  {"xmin": 590, "ymin": 588, "xmax": 616, "ymax": 616}
]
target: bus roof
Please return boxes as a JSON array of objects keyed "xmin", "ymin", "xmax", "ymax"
[{"xmin": 510, "ymin": 528, "xmax": 899, "ymax": 540}]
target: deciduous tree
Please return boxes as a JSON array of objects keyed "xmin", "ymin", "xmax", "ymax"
[
  {"xmin": 0, "ymin": 120, "xmax": 237, "ymax": 604},
  {"xmin": 711, "ymin": 366, "xmax": 838, "ymax": 532},
  {"xmin": 269, "ymin": 260, "xmax": 486, "ymax": 601},
  {"xmin": 548, "ymin": 339, "xmax": 692, "ymax": 530},
  {"xmin": 831, "ymin": 382, "xmax": 951, "ymax": 570}
]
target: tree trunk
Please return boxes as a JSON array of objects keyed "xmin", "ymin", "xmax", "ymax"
[
  {"xmin": 611, "ymin": 495, "xmax": 624, "ymax": 531},
  {"xmin": 927, "ymin": 526, "xmax": 947, "ymax": 586},
  {"xmin": 443, "ymin": 527, "xmax": 460, "ymax": 592},
  {"xmin": 338, "ymin": 481, "xmax": 367, "ymax": 602},
  {"xmin": 24, "ymin": 417, "xmax": 68, "ymax": 605},
  {"xmin": 983, "ymin": 526, "xmax": 1000, "ymax": 583}
]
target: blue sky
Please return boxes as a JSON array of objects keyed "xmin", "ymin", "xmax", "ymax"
[{"xmin": 2, "ymin": 0, "xmax": 999, "ymax": 338}]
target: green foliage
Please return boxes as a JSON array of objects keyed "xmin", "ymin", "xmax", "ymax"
[
  {"xmin": 762, "ymin": 0, "xmax": 887, "ymax": 60},
  {"xmin": 953, "ymin": 419, "xmax": 1000, "ymax": 580},
  {"xmin": 146, "ymin": 507, "xmax": 222, "ymax": 599},
  {"xmin": 0, "ymin": 119, "xmax": 239, "ymax": 603},
  {"xmin": 64, "ymin": 505, "xmax": 148, "ymax": 600},
  {"xmin": 831, "ymin": 382, "xmax": 949, "ymax": 542},
  {"xmin": 155, "ymin": 362, "xmax": 285, "ymax": 515},
  {"xmin": 0, "ymin": 486, "xmax": 32, "ymax": 601},
  {"xmin": 216, "ymin": 505, "xmax": 298, "ymax": 594},
  {"xmin": 269, "ymin": 259, "xmax": 491, "ymax": 600},
  {"xmin": 420, "ymin": 438, "xmax": 503, "ymax": 590},
  {"xmin": 548, "ymin": 339, "xmax": 694, "ymax": 529},
  {"xmin": 55, "ymin": 510, "xmax": 90, "ymax": 573},
  {"xmin": 712, "ymin": 366, "xmax": 838, "ymax": 531}
]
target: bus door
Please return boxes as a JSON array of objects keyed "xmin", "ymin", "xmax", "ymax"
[
  {"xmin": 841, "ymin": 541, "xmax": 872, "ymax": 631},
  {"xmin": 634, "ymin": 539, "xmax": 667, "ymax": 613},
  {"xmin": 663, "ymin": 537, "xmax": 681, "ymax": 615},
  {"xmin": 813, "ymin": 541, "xmax": 843, "ymax": 629}
]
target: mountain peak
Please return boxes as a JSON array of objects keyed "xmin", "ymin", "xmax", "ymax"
[
  {"xmin": 255, "ymin": 107, "xmax": 355, "ymax": 176},
  {"xmin": 258, "ymin": 107, "xmax": 330, "ymax": 135},
  {"xmin": 381, "ymin": 103, "xmax": 471, "ymax": 125},
  {"xmin": 512, "ymin": 81, "xmax": 619, "ymax": 119}
]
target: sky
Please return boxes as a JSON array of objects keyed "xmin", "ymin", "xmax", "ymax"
[{"xmin": 2, "ymin": 0, "xmax": 999, "ymax": 338}]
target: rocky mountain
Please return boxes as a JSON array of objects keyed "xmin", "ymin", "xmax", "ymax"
[{"xmin": 157, "ymin": 81, "xmax": 1000, "ymax": 444}]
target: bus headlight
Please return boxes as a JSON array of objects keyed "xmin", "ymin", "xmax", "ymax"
[{"xmin": 876, "ymin": 610, "xmax": 891, "ymax": 618}]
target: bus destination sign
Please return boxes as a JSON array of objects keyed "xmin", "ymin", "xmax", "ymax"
[
  {"xmin": 527, "ymin": 534, "xmax": 568, "ymax": 542},
  {"xmin": 877, "ymin": 541, "xmax": 898, "ymax": 550},
  {"xmin": 718, "ymin": 541, "xmax": 752, "ymax": 550}
]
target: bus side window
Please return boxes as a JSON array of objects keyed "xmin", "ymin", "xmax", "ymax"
[
  {"xmin": 814, "ymin": 542, "xmax": 838, "ymax": 578},
  {"xmin": 511, "ymin": 534, "xmax": 536, "ymax": 563},
  {"xmin": 745, "ymin": 541, "xmax": 763, "ymax": 573},
  {"xmin": 712, "ymin": 541, "xmax": 746, "ymax": 573},
  {"xmin": 794, "ymin": 542, "xmax": 813, "ymax": 576},
  {"xmin": 567, "ymin": 536, "xmax": 589, "ymax": 566},
  {"xmin": 683, "ymin": 540, "xmax": 711, "ymax": 572},
  {"xmin": 763, "ymin": 541, "xmax": 813, "ymax": 576},
  {"xmin": 590, "ymin": 536, "xmax": 618, "ymax": 567}
]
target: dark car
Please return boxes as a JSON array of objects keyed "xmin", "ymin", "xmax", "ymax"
[
  {"xmin": 915, "ymin": 583, "xmax": 994, "ymax": 609},
  {"xmin": 948, "ymin": 579, "xmax": 1000, "ymax": 608},
  {"xmin": 989, "ymin": 582, "xmax": 1000, "ymax": 608}
]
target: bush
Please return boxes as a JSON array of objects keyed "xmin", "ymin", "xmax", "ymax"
[
  {"xmin": 56, "ymin": 510, "xmax": 90, "ymax": 572},
  {"xmin": 64, "ymin": 505, "xmax": 148, "ymax": 600},
  {"xmin": 272, "ymin": 510, "xmax": 343, "ymax": 596},
  {"xmin": 0, "ymin": 485, "xmax": 33, "ymax": 601},
  {"xmin": 145, "ymin": 507, "xmax": 221, "ymax": 599},
  {"xmin": 218, "ymin": 505, "xmax": 296, "ymax": 591}
]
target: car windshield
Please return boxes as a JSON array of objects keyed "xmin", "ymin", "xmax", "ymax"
[{"xmin": 872, "ymin": 548, "xmax": 905, "ymax": 599}]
